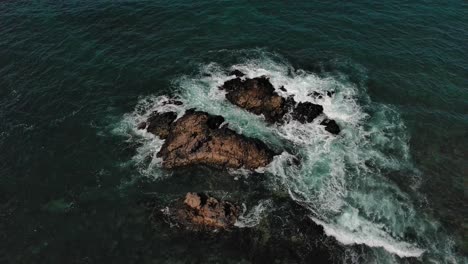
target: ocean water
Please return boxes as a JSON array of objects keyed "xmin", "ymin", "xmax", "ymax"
[{"xmin": 0, "ymin": 1, "xmax": 466, "ymax": 263}]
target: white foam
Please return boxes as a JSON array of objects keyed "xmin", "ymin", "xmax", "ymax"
[
  {"xmin": 310, "ymin": 215, "xmax": 424, "ymax": 258},
  {"xmin": 118, "ymin": 51, "xmax": 461, "ymax": 262},
  {"xmin": 113, "ymin": 95, "xmax": 186, "ymax": 179},
  {"xmin": 235, "ymin": 199, "xmax": 272, "ymax": 228}
]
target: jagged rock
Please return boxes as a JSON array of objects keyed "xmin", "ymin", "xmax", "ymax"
[
  {"xmin": 162, "ymin": 193, "xmax": 240, "ymax": 230},
  {"xmin": 220, "ymin": 76, "xmax": 340, "ymax": 134},
  {"xmin": 320, "ymin": 119, "xmax": 340, "ymax": 135},
  {"xmin": 292, "ymin": 102, "xmax": 323, "ymax": 124},
  {"xmin": 146, "ymin": 111, "xmax": 178, "ymax": 139},
  {"xmin": 229, "ymin": 69, "xmax": 245, "ymax": 77},
  {"xmin": 156, "ymin": 110, "xmax": 276, "ymax": 170},
  {"xmin": 220, "ymin": 76, "xmax": 289, "ymax": 123}
]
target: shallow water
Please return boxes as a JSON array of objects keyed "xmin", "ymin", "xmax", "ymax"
[{"xmin": 0, "ymin": 1, "xmax": 466, "ymax": 263}]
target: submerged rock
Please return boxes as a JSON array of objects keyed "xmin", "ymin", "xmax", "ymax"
[
  {"xmin": 156, "ymin": 110, "xmax": 276, "ymax": 169},
  {"xmin": 165, "ymin": 192, "xmax": 240, "ymax": 230}
]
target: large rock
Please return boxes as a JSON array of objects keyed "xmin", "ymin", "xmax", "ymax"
[
  {"xmin": 220, "ymin": 74, "xmax": 340, "ymax": 134},
  {"xmin": 221, "ymin": 76, "xmax": 290, "ymax": 123},
  {"xmin": 170, "ymin": 192, "xmax": 240, "ymax": 230},
  {"xmin": 152, "ymin": 110, "xmax": 275, "ymax": 170}
]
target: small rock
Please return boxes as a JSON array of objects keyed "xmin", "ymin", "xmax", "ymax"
[
  {"xmin": 137, "ymin": 122, "xmax": 147, "ymax": 130},
  {"xmin": 292, "ymin": 102, "xmax": 323, "ymax": 123},
  {"xmin": 229, "ymin": 69, "xmax": 245, "ymax": 77},
  {"xmin": 308, "ymin": 91, "xmax": 323, "ymax": 99},
  {"xmin": 320, "ymin": 119, "xmax": 340, "ymax": 135}
]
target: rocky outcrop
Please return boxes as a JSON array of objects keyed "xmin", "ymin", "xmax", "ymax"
[
  {"xmin": 220, "ymin": 76, "xmax": 291, "ymax": 123},
  {"xmin": 138, "ymin": 107, "xmax": 276, "ymax": 170},
  {"xmin": 157, "ymin": 110, "xmax": 275, "ymax": 169},
  {"xmin": 138, "ymin": 111, "xmax": 178, "ymax": 139},
  {"xmin": 320, "ymin": 119, "xmax": 340, "ymax": 135},
  {"xmin": 229, "ymin": 69, "xmax": 245, "ymax": 77},
  {"xmin": 220, "ymin": 72, "xmax": 340, "ymax": 134},
  {"xmin": 164, "ymin": 192, "xmax": 240, "ymax": 230},
  {"xmin": 291, "ymin": 102, "xmax": 323, "ymax": 124}
]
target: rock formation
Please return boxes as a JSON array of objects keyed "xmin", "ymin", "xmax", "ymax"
[
  {"xmin": 165, "ymin": 192, "xmax": 240, "ymax": 230},
  {"xmin": 220, "ymin": 76, "xmax": 291, "ymax": 123},
  {"xmin": 139, "ymin": 108, "xmax": 276, "ymax": 170},
  {"xmin": 291, "ymin": 102, "xmax": 324, "ymax": 124},
  {"xmin": 220, "ymin": 72, "xmax": 341, "ymax": 134},
  {"xmin": 320, "ymin": 119, "xmax": 341, "ymax": 135},
  {"xmin": 139, "ymin": 111, "xmax": 178, "ymax": 139}
]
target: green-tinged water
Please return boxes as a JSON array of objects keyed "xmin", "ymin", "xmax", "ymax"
[{"xmin": 0, "ymin": 1, "xmax": 466, "ymax": 263}]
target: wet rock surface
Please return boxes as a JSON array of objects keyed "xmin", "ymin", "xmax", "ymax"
[
  {"xmin": 140, "ymin": 111, "xmax": 178, "ymax": 139},
  {"xmin": 320, "ymin": 119, "xmax": 341, "ymax": 135},
  {"xmin": 140, "ymin": 108, "xmax": 276, "ymax": 170},
  {"xmin": 220, "ymin": 72, "xmax": 340, "ymax": 134},
  {"xmin": 158, "ymin": 110, "xmax": 276, "ymax": 169},
  {"xmin": 221, "ymin": 76, "xmax": 290, "ymax": 123},
  {"xmin": 163, "ymin": 193, "xmax": 240, "ymax": 230},
  {"xmin": 292, "ymin": 102, "xmax": 324, "ymax": 124}
]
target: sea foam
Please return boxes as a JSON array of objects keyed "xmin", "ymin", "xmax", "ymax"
[{"xmin": 119, "ymin": 51, "xmax": 461, "ymax": 263}]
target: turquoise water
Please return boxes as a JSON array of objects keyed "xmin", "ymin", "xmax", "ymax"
[{"xmin": 0, "ymin": 1, "xmax": 466, "ymax": 263}]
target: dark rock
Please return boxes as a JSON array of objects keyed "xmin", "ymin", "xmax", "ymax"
[
  {"xmin": 326, "ymin": 91, "xmax": 335, "ymax": 97},
  {"xmin": 287, "ymin": 156, "xmax": 301, "ymax": 166},
  {"xmin": 156, "ymin": 110, "xmax": 276, "ymax": 170},
  {"xmin": 146, "ymin": 111, "xmax": 178, "ymax": 139},
  {"xmin": 137, "ymin": 121, "xmax": 147, "ymax": 130},
  {"xmin": 229, "ymin": 69, "xmax": 245, "ymax": 77},
  {"xmin": 320, "ymin": 119, "xmax": 340, "ymax": 135},
  {"xmin": 292, "ymin": 102, "xmax": 323, "ymax": 123},
  {"xmin": 166, "ymin": 192, "xmax": 240, "ymax": 230},
  {"xmin": 206, "ymin": 115, "xmax": 225, "ymax": 129},
  {"xmin": 279, "ymin": 86, "xmax": 287, "ymax": 92},
  {"xmin": 220, "ymin": 77, "xmax": 288, "ymax": 123}
]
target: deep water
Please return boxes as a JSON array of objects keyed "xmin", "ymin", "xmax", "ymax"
[{"xmin": 0, "ymin": 1, "xmax": 466, "ymax": 263}]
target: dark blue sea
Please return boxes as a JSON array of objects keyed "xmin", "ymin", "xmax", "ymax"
[{"xmin": 0, "ymin": 1, "xmax": 466, "ymax": 263}]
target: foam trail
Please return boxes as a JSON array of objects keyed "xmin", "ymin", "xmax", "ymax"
[{"xmin": 310, "ymin": 216, "xmax": 424, "ymax": 258}]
